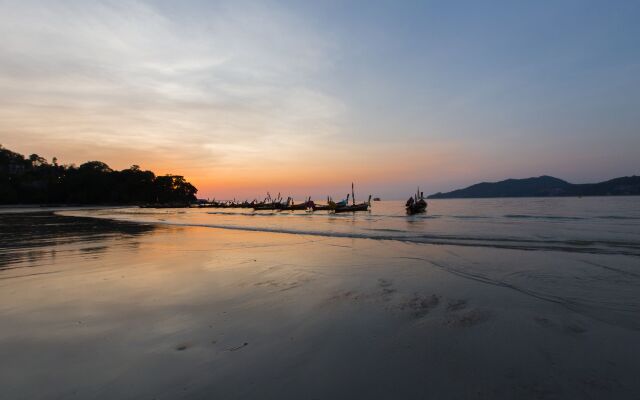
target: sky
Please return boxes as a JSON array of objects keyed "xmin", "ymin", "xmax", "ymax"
[{"xmin": 1, "ymin": 0, "xmax": 639, "ymax": 199}]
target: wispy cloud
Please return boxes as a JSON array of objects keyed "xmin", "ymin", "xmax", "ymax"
[{"xmin": 0, "ymin": 0, "xmax": 344, "ymax": 173}]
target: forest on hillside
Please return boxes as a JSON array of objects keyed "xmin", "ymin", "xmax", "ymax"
[{"xmin": 0, "ymin": 145, "xmax": 197, "ymax": 205}]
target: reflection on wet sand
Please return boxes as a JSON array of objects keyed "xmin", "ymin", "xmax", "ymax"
[
  {"xmin": 0, "ymin": 213, "xmax": 156, "ymax": 272},
  {"xmin": 0, "ymin": 213, "xmax": 639, "ymax": 399}
]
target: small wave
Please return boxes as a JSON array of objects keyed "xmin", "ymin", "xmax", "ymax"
[
  {"xmin": 503, "ymin": 214, "xmax": 585, "ymax": 221},
  {"xmin": 207, "ymin": 211, "xmax": 278, "ymax": 217},
  {"xmin": 450, "ymin": 215, "xmax": 491, "ymax": 220},
  {"xmin": 105, "ymin": 210, "xmax": 186, "ymax": 216},
  {"xmin": 364, "ymin": 213, "xmax": 439, "ymax": 219},
  {"xmin": 596, "ymin": 215, "xmax": 640, "ymax": 220}
]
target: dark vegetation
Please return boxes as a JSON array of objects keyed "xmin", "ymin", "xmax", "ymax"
[
  {"xmin": 0, "ymin": 145, "xmax": 197, "ymax": 204},
  {"xmin": 428, "ymin": 175, "xmax": 640, "ymax": 199}
]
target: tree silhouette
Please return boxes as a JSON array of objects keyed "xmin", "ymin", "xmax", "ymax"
[{"xmin": 0, "ymin": 146, "xmax": 198, "ymax": 205}]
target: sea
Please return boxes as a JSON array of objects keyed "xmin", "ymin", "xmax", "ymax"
[
  {"xmin": 58, "ymin": 197, "xmax": 640, "ymax": 256},
  {"xmin": 2, "ymin": 197, "xmax": 639, "ymax": 398}
]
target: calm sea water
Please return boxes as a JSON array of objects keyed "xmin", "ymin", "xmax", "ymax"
[{"xmin": 59, "ymin": 197, "xmax": 640, "ymax": 256}]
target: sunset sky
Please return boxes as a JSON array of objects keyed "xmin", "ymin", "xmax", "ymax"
[{"xmin": 1, "ymin": 0, "xmax": 639, "ymax": 199}]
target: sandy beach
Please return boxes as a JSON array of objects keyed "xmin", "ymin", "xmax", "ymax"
[{"xmin": 1, "ymin": 210, "xmax": 639, "ymax": 399}]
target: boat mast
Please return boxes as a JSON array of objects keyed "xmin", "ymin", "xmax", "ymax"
[{"xmin": 352, "ymin": 182, "xmax": 355, "ymax": 205}]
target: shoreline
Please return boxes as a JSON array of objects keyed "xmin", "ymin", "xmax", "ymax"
[{"xmin": 0, "ymin": 205, "xmax": 136, "ymax": 214}]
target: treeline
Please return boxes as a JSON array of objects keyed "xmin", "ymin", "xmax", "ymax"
[{"xmin": 0, "ymin": 145, "xmax": 197, "ymax": 204}]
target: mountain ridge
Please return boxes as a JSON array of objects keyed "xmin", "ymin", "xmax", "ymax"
[{"xmin": 427, "ymin": 175, "xmax": 640, "ymax": 199}]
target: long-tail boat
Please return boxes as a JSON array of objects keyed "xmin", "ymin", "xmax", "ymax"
[
  {"xmin": 334, "ymin": 183, "xmax": 371, "ymax": 213},
  {"xmin": 284, "ymin": 197, "xmax": 315, "ymax": 211},
  {"xmin": 324, "ymin": 194, "xmax": 348, "ymax": 209},
  {"xmin": 311, "ymin": 196, "xmax": 335, "ymax": 211},
  {"xmin": 406, "ymin": 188, "xmax": 427, "ymax": 215},
  {"xmin": 334, "ymin": 194, "xmax": 349, "ymax": 208},
  {"xmin": 253, "ymin": 202, "xmax": 287, "ymax": 211},
  {"xmin": 253, "ymin": 193, "xmax": 288, "ymax": 210}
]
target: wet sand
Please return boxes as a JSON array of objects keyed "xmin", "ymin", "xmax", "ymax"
[{"xmin": 0, "ymin": 213, "xmax": 639, "ymax": 399}]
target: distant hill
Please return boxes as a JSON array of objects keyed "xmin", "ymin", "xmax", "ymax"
[{"xmin": 427, "ymin": 175, "xmax": 640, "ymax": 199}]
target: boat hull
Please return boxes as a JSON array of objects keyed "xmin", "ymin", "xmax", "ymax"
[
  {"xmin": 253, "ymin": 204, "xmax": 287, "ymax": 211},
  {"xmin": 406, "ymin": 202, "xmax": 427, "ymax": 215},
  {"xmin": 334, "ymin": 203, "xmax": 369, "ymax": 213}
]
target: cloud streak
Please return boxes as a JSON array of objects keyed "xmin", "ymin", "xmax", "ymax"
[{"xmin": 0, "ymin": 0, "xmax": 344, "ymax": 177}]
